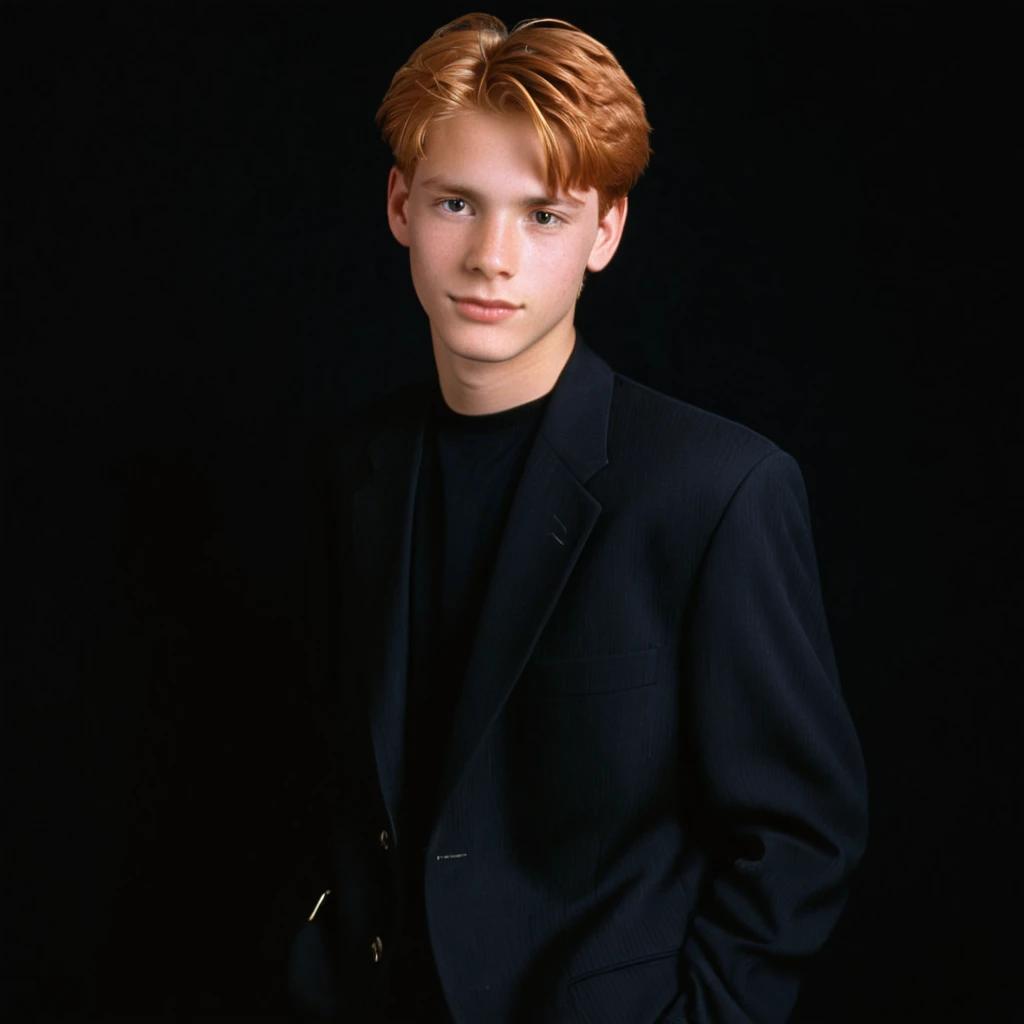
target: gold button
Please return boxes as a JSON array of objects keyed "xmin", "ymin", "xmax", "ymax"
[
  {"xmin": 371, "ymin": 935, "xmax": 383, "ymax": 963},
  {"xmin": 379, "ymin": 829, "xmax": 390, "ymax": 850}
]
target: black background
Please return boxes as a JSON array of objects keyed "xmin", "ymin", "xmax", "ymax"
[{"xmin": 5, "ymin": 2, "xmax": 1016, "ymax": 1020}]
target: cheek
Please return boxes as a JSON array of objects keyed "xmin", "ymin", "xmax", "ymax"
[
  {"xmin": 411, "ymin": 231, "xmax": 465, "ymax": 295},
  {"xmin": 407, "ymin": 229, "xmax": 445, "ymax": 288},
  {"xmin": 526, "ymin": 238, "xmax": 591, "ymax": 295},
  {"xmin": 409, "ymin": 219, "xmax": 458, "ymax": 261}
]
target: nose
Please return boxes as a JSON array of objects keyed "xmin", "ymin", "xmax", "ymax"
[{"xmin": 466, "ymin": 212, "xmax": 519, "ymax": 278}]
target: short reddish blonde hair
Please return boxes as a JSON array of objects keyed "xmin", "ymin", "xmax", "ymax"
[{"xmin": 376, "ymin": 13, "xmax": 651, "ymax": 216}]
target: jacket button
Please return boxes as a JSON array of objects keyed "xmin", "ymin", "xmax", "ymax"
[
  {"xmin": 379, "ymin": 829, "xmax": 390, "ymax": 850},
  {"xmin": 371, "ymin": 935, "xmax": 383, "ymax": 963}
]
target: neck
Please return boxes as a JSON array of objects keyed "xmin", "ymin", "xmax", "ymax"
[{"xmin": 432, "ymin": 327, "xmax": 576, "ymax": 416}]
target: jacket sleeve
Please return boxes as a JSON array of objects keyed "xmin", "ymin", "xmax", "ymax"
[{"xmin": 665, "ymin": 450, "xmax": 869, "ymax": 1023}]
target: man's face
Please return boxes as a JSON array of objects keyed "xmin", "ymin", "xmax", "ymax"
[{"xmin": 387, "ymin": 110, "xmax": 626, "ymax": 390}]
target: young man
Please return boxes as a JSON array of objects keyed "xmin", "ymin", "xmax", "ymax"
[{"xmin": 290, "ymin": 13, "xmax": 868, "ymax": 1024}]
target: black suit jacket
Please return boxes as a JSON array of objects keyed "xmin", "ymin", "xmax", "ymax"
[{"xmin": 291, "ymin": 339, "xmax": 868, "ymax": 1023}]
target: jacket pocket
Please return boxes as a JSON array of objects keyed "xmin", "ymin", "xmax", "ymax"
[
  {"xmin": 568, "ymin": 946, "xmax": 683, "ymax": 1024},
  {"xmin": 528, "ymin": 644, "xmax": 663, "ymax": 697}
]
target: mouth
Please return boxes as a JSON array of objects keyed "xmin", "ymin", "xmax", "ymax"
[
  {"xmin": 451, "ymin": 295, "xmax": 522, "ymax": 322},
  {"xmin": 451, "ymin": 295, "xmax": 520, "ymax": 309}
]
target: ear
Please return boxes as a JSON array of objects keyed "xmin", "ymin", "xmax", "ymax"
[
  {"xmin": 586, "ymin": 196, "xmax": 629, "ymax": 273},
  {"xmin": 387, "ymin": 166, "xmax": 412, "ymax": 248}
]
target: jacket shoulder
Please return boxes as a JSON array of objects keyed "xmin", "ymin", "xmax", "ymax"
[{"xmin": 610, "ymin": 372, "xmax": 783, "ymax": 477}]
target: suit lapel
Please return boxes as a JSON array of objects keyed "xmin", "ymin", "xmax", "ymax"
[
  {"xmin": 349, "ymin": 405, "xmax": 427, "ymax": 828},
  {"xmin": 436, "ymin": 340, "xmax": 614, "ymax": 818}
]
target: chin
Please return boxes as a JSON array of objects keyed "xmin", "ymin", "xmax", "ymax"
[{"xmin": 438, "ymin": 327, "xmax": 537, "ymax": 365}]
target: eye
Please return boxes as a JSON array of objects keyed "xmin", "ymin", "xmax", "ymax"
[
  {"xmin": 532, "ymin": 209, "xmax": 559, "ymax": 226},
  {"xmin": 440, "ymin": 198, "xmax": 468, "ymax": 214}
]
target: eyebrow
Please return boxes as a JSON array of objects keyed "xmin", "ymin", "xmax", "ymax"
[{"xmin": 419, "ymin": 176, "xmax": 586, "ymax": 210}]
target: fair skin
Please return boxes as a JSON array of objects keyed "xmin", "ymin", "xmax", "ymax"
[{"xmin": 386, "ymin": 109, "xmax": 628, "ymax": 415}]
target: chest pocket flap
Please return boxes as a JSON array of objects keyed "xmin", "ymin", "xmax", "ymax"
[{"xmin": 527, "ymin": 644, "xmax": 663, "ymax": 698}]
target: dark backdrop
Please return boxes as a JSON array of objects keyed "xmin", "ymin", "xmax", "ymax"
[{"xmin": 5, "ymin": 2, "xmax": 1015, "ymax": 1020}]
